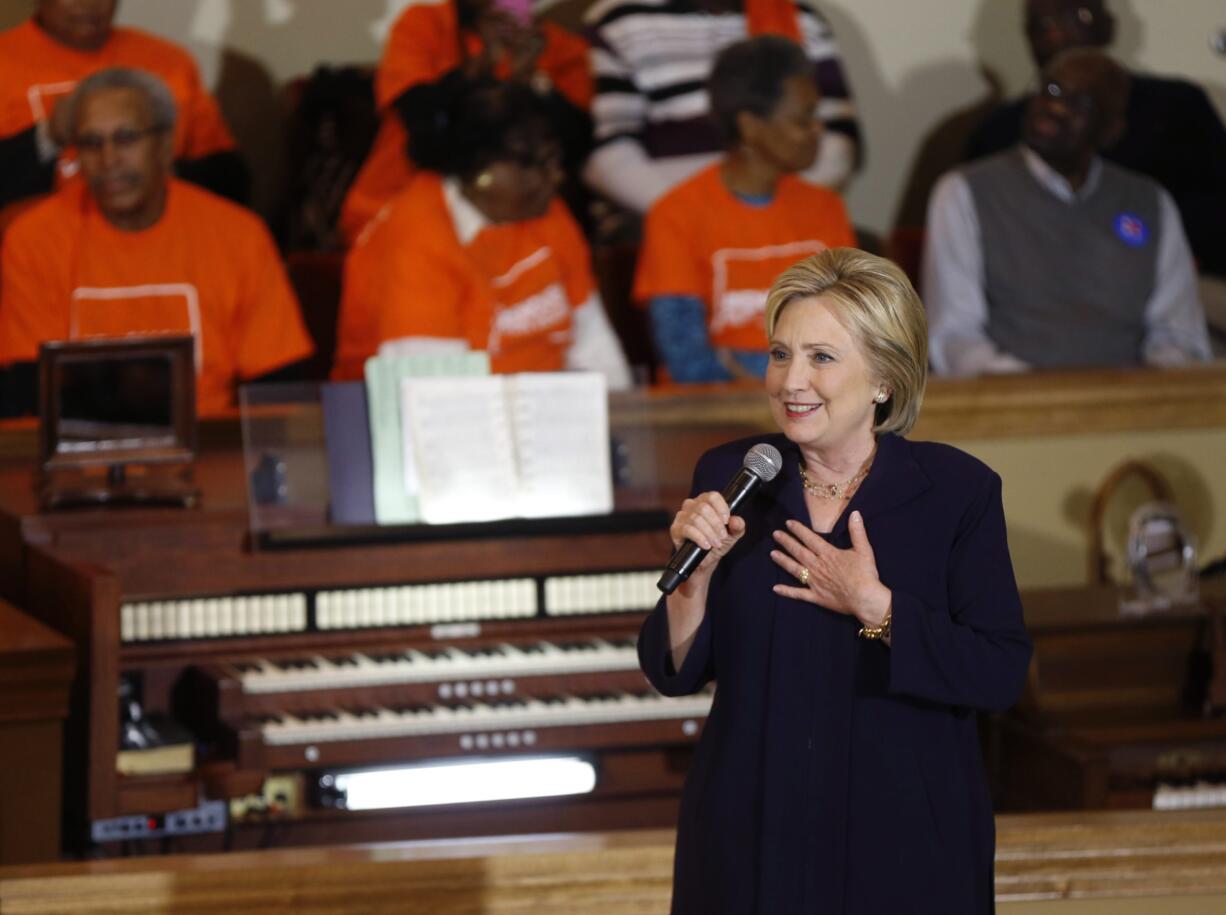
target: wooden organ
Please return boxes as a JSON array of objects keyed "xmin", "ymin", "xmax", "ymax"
[
  {"xmin": 0, "ymin": 420, "xmax": 713, "ymax": 852},
  {"xmin": 997, "ymin": 585, "xmax": 1226, "ymax": 813}
]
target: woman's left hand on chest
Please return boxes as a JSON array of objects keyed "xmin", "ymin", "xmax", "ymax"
[{"xmin": 770, "ymin": 510, "xmax": 892, "ymax": 628}]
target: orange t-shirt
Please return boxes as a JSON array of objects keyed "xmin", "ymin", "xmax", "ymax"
[
  {"xmin": 334, "ymin": 172, "xmax": 594, "ymax": 379},
  {"xmin": 0, "ymin": 180, "xmax": 313, "ymax": 416},
  {"xmin": 0, "ymin": 19, "xmax": 236, "ymax": 178},
  {"xmin": 338, "ymin": 0, "xmax": 593, "ymax": 244},
  {"xmin": 634, "ymin": 164, "xmax": 857, "ymax": 351}
]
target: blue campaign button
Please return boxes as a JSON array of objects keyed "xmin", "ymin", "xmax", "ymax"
[{"xmin": 1113, "ymin": 212, "xmax": 1149, "ymax": 247}]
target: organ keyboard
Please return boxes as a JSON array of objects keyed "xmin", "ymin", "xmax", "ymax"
[
  {"xmin": 257, "ymin": 689, "xmax": 712, "ymax": 747},
  {"xmin": 226, "ymin": 637, "xmax": 642, "ymax": 695},
  {"xmin": 0, "ymin": 470, "xmax": 694, "ymax": 852},
  {"xmin": 996, "ymin": 584, "xmax": 1226, "ymax": 812}
]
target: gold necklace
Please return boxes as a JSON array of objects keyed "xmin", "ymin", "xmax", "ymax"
[{"xmin": 799, "ymin": 451, "xmax": 875, "ymax": 501}]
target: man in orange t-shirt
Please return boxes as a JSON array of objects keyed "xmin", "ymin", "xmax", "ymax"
[
  {"xmin": 0, "ymin": 0, "xmax": 247, "ymax": 217},
  {"xmin": 634, "ymin": 36, "xmax": 856, "ymax": 383},
  {"xmin": 338, "ymin": 0, "xmax": 592, "ymax": 244},
  {"xmin": 0, "ymin": 69, "xmax": 311, "ymax": 417}
]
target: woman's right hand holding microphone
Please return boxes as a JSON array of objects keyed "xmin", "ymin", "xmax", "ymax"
[
  {"xmin": 664, "ymin": 492, "xmax": 745, "ymax": 670},
  {"xmin": 669, "ymin": 491, "xmax": 747, "ymax": 586}
]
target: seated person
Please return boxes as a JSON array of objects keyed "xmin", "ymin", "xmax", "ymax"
[
  {"xmin": 339, "ymin": 0, "xmax": 592, "ymax": 244},
  {"xmin": 965, "ymin": 0, "xmax": 1226, "ymax": 277},
  {"xmin": 924, "ymin": 48, "xmax": 1211, "ymax": 377},
  {"xmin": 583, "ymin": 0, "xmax": 860, "ymax": 215},
  {"xmin": 0, "ymin": 68, "xmax": 313, "ymax": 417},
  {"xmin": 0, "ymin": 0, "xmax": 248, "ymax": 217},
  {"xmin": 634, "ymin": 35, "xmax": 856, "ymax": 383},
  {"xmin": 333, "ymin": 75, "xmax": 631, "ymax": 389}
]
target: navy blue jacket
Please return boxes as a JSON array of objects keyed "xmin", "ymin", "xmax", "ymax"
[{"xmin": 639, "ymin": 432, "xmax": 1033, "ymax": 914}]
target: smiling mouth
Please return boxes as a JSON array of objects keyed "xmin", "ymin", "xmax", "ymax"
[{"xmin": 784, "ymin": 402, "xmax": 822, "ymax": 418}]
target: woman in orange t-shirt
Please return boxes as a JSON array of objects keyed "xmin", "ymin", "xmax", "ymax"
[
  {"xmin": 338, "ymin": 0, "xmax": 592, "ymax": 244},
  {"xmin": 634, "ymin": 35, "xmax": 857, "ymax": 383},
  {"xmin": 334, "ymin": 75, "xmax": 629, "ymax": 388}
]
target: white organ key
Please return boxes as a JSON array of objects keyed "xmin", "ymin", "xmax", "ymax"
[
  {"xmin": 388, "ymin": 586, "xmax": 406, "ymax": 625},
  {"xmin": 249, "ymin": 595, "xmax": 266, "ymax": 634},
  {"xmin": 476, "ymin": 580, "xmax": 495, "ymax": 620},
  {"xmin": 120, "ymin": 604, "xmax": 135, "ymax": 643},
  {"xmin": 238, "ymin": 596, "xmax": 255, "ymax": 635},
  {"xmin": 451, "ymin": 582, "xmax": 469, "ymax": 621},
  {"xmin": 363, "ymin": 588, "xmax": 379, "ymax": 627},
  {"xmin": 404, "ymin": 584, "xmax": 422, "ymax": 624},
  {"xmin": 188, "ymin": 598, "xmax": 205, "ymax": 637},
  {"xmin": 290, "ymin": 594, "xmax": 306, "ymax": 631},
  {"xmin": 417, "ymin": 584, "xmax": 435, "ymax": 624},
  {"xmin": 146, "ymin": 602, "xmax": 164, "ymax": 641},
  {"xmin": 347, "ymin": 590, "xmax": 362, "ymax": 628},
  {"xmin": 457, "ymin": 582, "xmax": 475, "ymax": 620},
  {"xmin": 230, "ymin": 596, "xmax": 248, "ymax": 635},
  {"xmin": 248, "ymin": 595, "xmax": 264, "ymax": 634},
  {"xmin": 270, "ymin": 595, "xmax": 287, "ymax": 632},
  {"xmin": 217, "ymin": 596, "xmax": 233, "ymax": 636},
  {"xmin": 133, "ymin": 603, "xmax": 150, "ymax": 642},
  {"xmin": 201, "ymin": 599, "xmax": 218, "ymax": 638}
]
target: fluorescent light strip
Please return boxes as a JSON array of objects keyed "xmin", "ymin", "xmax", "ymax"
[{"xmin": 331, "ymin": 756, "xmax": 597, "ymax": 811}]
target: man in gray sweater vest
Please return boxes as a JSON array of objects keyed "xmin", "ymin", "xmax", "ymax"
[{"xmin": 922, "ymin": 48, "xmax": 1210, "ymax": 377}]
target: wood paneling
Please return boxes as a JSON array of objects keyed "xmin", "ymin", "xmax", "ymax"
[{"xmin": 0, "ymin": 599, "xmax": 74, "ymax": 865}]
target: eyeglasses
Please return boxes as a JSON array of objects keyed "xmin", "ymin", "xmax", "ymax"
[
  {"xmin": 1037, "ymin": 80, "xmax": 1098, "ymax": 113},
  {"xmin": 74, "ymin": 126, "xmax": 164, "ymax": 153},
  {"xmin": 1028, "ymin": 6, "xmax": 1098, "ymax": 34}
]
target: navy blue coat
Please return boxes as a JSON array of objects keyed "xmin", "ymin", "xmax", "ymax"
[{"xmin": 639, "ymin": 432, "xmax": 1033, "ymax": 914}]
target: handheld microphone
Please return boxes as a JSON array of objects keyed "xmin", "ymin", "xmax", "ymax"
[{"xmin": 657, "ymin": 443, "xmax": 783, "ymax": 595}]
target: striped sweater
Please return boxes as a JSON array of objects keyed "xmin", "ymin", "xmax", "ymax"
[{"xmin": 583, "ymin": 0, "xmax": 860, "ymax": 212}]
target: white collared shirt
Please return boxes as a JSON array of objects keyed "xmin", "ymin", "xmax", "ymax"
[{"xmin": 922, "ymin": 147, "xmax": 1211, "ymax": 377}]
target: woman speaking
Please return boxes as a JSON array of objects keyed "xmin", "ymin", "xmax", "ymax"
[{"xmin": 639, "ymin": 247, "xmax": 1033, "ymax": 913}]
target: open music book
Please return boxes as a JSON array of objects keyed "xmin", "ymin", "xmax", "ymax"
[{"xmin": 399, "ymin": 372, "xmax": 613, "ymax": 525}]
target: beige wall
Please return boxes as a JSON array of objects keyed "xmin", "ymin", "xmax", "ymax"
[
  {"xmin": 5, "ymin": 1, "xmax": 1222, "ymax": 227},
  {"xmin": 952, "ymin": 428, "xmax": 1226, "ymax": 589}
]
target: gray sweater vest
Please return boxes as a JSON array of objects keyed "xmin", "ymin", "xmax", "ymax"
[{"xmin": 962, "ymin": 150, "xmax": 1161, "ymax": 368}]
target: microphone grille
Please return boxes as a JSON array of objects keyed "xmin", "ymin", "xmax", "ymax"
[{"xmin": 743, "ymin": 443, "xmax": 783, "ymax": 481}]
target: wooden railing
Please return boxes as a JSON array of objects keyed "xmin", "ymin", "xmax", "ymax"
[{"xmin": 3, "ymin": 811, "xmax": 1226, "ymax": 914}]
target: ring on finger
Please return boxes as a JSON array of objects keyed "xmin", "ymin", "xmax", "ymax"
[{"xmin": 797, "ymin": 566, "xmax": 811, "ymax": 586}]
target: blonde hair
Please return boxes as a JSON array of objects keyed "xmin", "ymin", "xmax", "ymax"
[{"xmin": 764, "ymin": 247, "xmax": 928, "ymax": 435}]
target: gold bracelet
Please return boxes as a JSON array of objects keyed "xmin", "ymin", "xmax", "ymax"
[{"xmin": 857, "ymin": 605, "xmax": 892, "ymax": 641}]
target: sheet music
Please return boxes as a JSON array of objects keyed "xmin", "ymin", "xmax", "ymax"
[
  {"xmin": 401, "ymin": 375, "xmax": 519, "ymax": 524},
  {"xmin": 365, "ymin": 352, "xmax": 489, "ymax": 524},
  {"xmin": 506, "ymin": 373, "xmax": 612, "ymax": 518}
]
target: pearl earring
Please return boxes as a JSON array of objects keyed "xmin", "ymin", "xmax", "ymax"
[
  {"xmin": 474, "ymin": 171, "xmax": 494, "ymax": 190},
  {"xmin": 874, "ymin": 391, "xmax": 888, "ymax": 404}
]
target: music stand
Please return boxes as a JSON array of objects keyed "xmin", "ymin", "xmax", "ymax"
[{"xmin": 38, "ymin": 336, "xmax": 200, "ymax": 509}]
